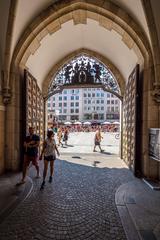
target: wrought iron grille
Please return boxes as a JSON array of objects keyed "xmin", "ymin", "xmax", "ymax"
[{"xmin": 48, "ymin": 55, "xmax": 120, "ymax": 97}]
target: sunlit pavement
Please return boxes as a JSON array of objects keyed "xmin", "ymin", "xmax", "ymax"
[{"xmin": 56, "ymin": 132, "xmax": 120, "ymax": 155}]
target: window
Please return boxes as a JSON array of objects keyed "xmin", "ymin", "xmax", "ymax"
[
  {"xmin": 107, "ymin": 100, "xmax": 110, "ymax": 104},
  {"xmin": 96, "ymin": 93, "xmax": 100, "ymax": 97},
  {"xmin": 76, "ymin": 96, "xmax": 79, "ymax": 100},
  {"xmin": 101, "ymin": 93, "xmax": 104, "ymax": 97},
  {"xmin": 88, "ymin": 100, "xmax": 91, "ymax": 104},
  {"xmin": 84, "ymin": 106, "xmax": 87, "ymax": 111},
  {"xmin": 59, "ymin": 115, "xmax": 66, "ymax": 120},
  {"xmin": 70, "ymin": 102, "xmax": 74, "ymax": 107},
  {"xmin": 59, "ymin": 96, "xmax": 62, "ymax": 101},
  {"xmin": 115, "ymin": 106, "xmax": 119, "ymax": 112},
  {"xmin": 63, "ymin": 90, "xmax": 67, "ymax": 94},
  {"xmin": 96, "ymin": 106, "xmax": 100, "ymax": 111},
  {"xmin": 107, "ymin": 107, "xmax": 110, "ymax": 112},
  {"xmin": 107, "ymin": 93, "xmax": 110, "ymax": 97},
  {"xmin": 92, "ymin": 93, "xmax": 95, "ymax": 97},
  {"xmin": 59, "ymin": 103, "xmax": 62, "ymax": 107},
  {"xmin": 71, "ymin": 96, "xmax": 74, "ymax": 100},
  {"xmin": 96, "ymin": 100, "xmax": 100, "ymax": 104},
  {"xmin": 115, "ymin": 100, "xmax": 118, "ymax": 104},
  {"xmin": 75, "ymin": 109, "xmax": 79, "ymax": 113},
  {"xmin": 71, "ymin": 115, "xmax": 79, "ymax": 120},
  {"xmin": 47, "ymin": 103, "xmax": 50, "ymax": 107},
  {"xmin": 63, "ymin": 109, "xmax": 67, "ymax": 114},
  {"xmin": 64, "ymin": 102, "xmax": 67, "ymax": 107},
  {"xmin": 52, "ymin": 97, "xmax": 55, "ymax": 101},
  {"xmin": 101, "ymin": 100, "xmax": 104, "ymax": 104},
  {"xmin": 52, "ymin": 103, "xmax": 55, "ymax": 107},
  {"xmin": 99, "ymin": 114, "xmax": 104, "ymax": 120},
  {"xmin": 111, "ymin": 107, "xmax": 114, "ymax": 112},
  {"xmin": 88, "ymin": 106, "xmax": 91, "ymax": 111},
  {"xmin": 70, "ymin": 109, "xmax": 74, "ymax": 113},
  {"xmin": 84, "ymin": 113, "xmax": 92, "ymax": 120},
  {"xmin": 63, "ymin": 96, "xmax": 67, "ymax": 101},
  {"xmin": 84, "ymin": 93, "xmax": 87, "ymax": 97},
  {"xmin": 75, "ymin": 89, "xmax": 79, "ymax": 94},
  {"xmin": 111, "ymin": 100, "xmax": 114, "ymax": 104},
  {"xmin": 84, "ymin": 100, "xmax": 87, "ymax": 104},
  {"xmin": 88, "ymin": 93, "xmax": 91, "ymax": 97},
  {"xmin": 101, "ymin": 106, "xmax": 104, "ymax": 110},
  {"xmin": 71, "ymin": 89, "xmax": 74, "ymax": 94},
  {"xmin": 75, "ymin": 102, "xmax": 79, "ymax": 107}
]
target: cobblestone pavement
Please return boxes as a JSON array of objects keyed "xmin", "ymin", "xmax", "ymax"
[{"xmin": 0, "ymin": 153, "xmax": 134, "ymax": 240}]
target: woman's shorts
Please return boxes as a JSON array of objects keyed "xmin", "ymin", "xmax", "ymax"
[
  {"xmin": 24, "ymin": 155, "xmax": 39, "ymax": 166},
  {"xmin": 95, "ymin": 141, "xmax": 100, "ymax": 146},
  {"xmin": 44, "ymin": 155, "xmax": 56, "ymax": 161}
]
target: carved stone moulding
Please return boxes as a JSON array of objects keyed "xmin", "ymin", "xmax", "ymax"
[
  {"xmin": 152, "ymin": 84, "xmax": 160, "ymax": 103},
  {"xmin": 2, "ymin": 88, "xmax": 11, "ymax": 105}
]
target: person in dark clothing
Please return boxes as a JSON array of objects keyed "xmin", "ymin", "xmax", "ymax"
[
  {"xmin": 17, "ymin": 127, "xmax": 40, "ymax": 184},
  {"xmin": 63, "ymin": 127, "xmax": 69, "ymax": 145}
]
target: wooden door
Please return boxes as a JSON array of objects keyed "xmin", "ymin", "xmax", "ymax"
[
  {"xmin": 23, "ymin": 69, "xmax": 44, "ymax": 143},
  {"xmin": 123, "ymin": 64, "xmax": 141, "ymax": 175}
]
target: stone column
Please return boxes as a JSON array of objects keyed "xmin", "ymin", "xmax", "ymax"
[
  {"xmin": 0, "ymin": 95, "xmax": 5, "ymax": 174},
  {"xmin": 142, "ymin": 64, "xmax": 160, "ymax": 180},
  {"xmin": 5, "ymin": 71, "xmax": 21, "ymax": 171}
]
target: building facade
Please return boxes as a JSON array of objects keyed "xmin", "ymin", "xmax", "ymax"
[{"xmin": 47, "ymin": 88, "xmax": 120, "ymax": 124}]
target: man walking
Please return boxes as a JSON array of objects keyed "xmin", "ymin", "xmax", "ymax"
[
  {"xmin": 93, "ymin": 127, "xmax": 104, "ymax": 152},
  {"xmin": 18, "ymin": 126, "xmax": 40, "ymax": 184}
]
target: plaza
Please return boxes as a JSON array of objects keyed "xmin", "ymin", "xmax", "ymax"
[{"xmin": 56, "ymin": 132, "xmax": 119, "ymax": 155}]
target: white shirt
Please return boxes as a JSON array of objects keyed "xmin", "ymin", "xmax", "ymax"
[{"xmin": 44, "ymin": 138, "xmax": 56, "ymax": 157}]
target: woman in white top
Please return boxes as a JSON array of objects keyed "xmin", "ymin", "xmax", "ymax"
[{"xmin": 40, "ymin": 130, "xmax": 60, "ymax": 190}]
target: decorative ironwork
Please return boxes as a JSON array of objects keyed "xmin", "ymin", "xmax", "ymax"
[{"xmin": 48, "ymin": 55, "xmax": 120, "ymax": 98}]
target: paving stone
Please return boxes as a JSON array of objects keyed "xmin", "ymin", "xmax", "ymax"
[{"xmin": 0, "ymin": 153, "xmax": 134, "ymax": 240}]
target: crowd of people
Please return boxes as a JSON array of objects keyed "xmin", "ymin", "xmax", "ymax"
[{"xmin": 51, "ymin": 124, "xmax": 119, "ymax": 133}]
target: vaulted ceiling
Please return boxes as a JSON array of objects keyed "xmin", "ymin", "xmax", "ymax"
[{"xmin": 1, "ymin": 0, "xmax": 160, "ymax": 90}]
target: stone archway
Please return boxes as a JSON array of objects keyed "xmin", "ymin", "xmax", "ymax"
[
  {"xmin": 43, "ymin": 49, "xmax": 124, "ymax": 159},
  {"xmin": 4, "ymin": 0, "xmax": 159, "ymax": 180}
]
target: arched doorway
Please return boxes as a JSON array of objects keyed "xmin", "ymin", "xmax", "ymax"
[
  {"xmin": 6, "ymin": 0, "xmax": 157, "ymax": 180},
  {"xmin": 23, "ymin": 51, "xmax": 141, "ymax": 175},
  {"xmin": 45, "ymin": 53, "xmax": 123, "ymax": 157}
]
